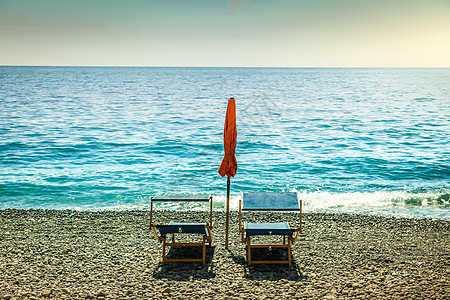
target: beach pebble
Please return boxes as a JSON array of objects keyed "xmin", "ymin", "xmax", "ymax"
[{"xmin": 41, "ymin": 290, "xmax": 52, "ymax": 297}]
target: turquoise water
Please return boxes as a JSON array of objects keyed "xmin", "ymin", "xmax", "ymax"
[{"xmin": 0, "ymin": 66, "xmax": 449, "ymax": 219}]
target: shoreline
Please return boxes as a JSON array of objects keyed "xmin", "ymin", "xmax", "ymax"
[{"xmin": 1, "ymin": 210, "xmax": 449, "ymax": 299}]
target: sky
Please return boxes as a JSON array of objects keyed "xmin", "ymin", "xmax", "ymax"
[{"xmin": 0, "ymin": 0, "xmax": 449, "ymax": 67}]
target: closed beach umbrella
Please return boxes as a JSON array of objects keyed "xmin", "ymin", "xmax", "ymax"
[{"xmin": 218, "ymin": 97, "xmax": 238, "ymax": 248}]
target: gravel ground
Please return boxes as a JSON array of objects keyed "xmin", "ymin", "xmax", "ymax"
[{"xmin": 0, "ymin": 209, "xmax": 449, "ymax": 299}]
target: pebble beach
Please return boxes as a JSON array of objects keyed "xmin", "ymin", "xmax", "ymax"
[{"xmin": 0, "ymin": 209, "xmax": 449, "ymax": 299}]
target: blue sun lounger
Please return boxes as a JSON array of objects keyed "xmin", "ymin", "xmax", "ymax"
[
  {"xmin": 239, "ymin": 192, "xmax": 302, "ymax": 267},
  {"xmin": 150, "ymin": 195, "xmax": 214, "ymax": 266}
]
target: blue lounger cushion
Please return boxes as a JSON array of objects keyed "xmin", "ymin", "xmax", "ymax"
[
  {"xmin": 245, "ymin": 222, "xmax": 295, "ymax": 236},
  {"xmin": 156, "ymin": 223, "xmax": 208, "ymax": 235}
]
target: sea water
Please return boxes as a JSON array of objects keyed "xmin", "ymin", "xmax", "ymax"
[{"xmin": 0, "ymin": 66, "xmax": 449, "ymax": 219}]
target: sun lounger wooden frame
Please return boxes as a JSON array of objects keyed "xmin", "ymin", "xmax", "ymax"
[
  {"xmin": 238, "ymin": 192, "xmax": 302, "ymax": 267},
  {"xmin": 150, "ymin": 195, "xmax": 214, "ymax": 266}
]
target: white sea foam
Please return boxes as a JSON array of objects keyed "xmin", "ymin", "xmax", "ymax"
[
  {"xmin": 206, "ymin": 190, "xmax": 449, "ymax": 212},
  {"xmin": 97, "ymin": 190, "xmax": 449, "ymax": 220},
  {"xmin": 295, "ymin": 190, "xmax": 449, "ymax": 211}
]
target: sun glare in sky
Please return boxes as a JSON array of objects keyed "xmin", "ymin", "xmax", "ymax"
[{"xmin": 0, "ymin": 0, "xmax": 449, "ymax": 67}]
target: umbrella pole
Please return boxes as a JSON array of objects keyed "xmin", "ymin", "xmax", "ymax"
[{"xmin": 225, "ymin": 175, "xmax": 230, "ymax": 249}]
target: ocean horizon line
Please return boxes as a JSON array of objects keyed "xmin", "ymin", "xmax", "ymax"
[{"xmin": 1, "ymin": 65, "xmax": 450, "ymax": 69}]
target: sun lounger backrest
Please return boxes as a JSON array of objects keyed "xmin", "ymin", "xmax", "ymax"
[
  {"xmin": 243, "ymin": 192, "xmax": 299, "ymax": 211},
  {"xmin": 152, "ymin": 194, "xmax": 211, "ymax": 202},
  {"xmin": 150, "ymin": 194, "xmax": 213, "ymax": 228}
]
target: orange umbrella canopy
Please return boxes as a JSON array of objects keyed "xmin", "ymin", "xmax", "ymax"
[{"xmin": 218, "ymin": 98, "xmax": 238, "ymax": 177}]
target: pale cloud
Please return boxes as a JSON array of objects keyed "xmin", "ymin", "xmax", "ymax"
[
  {"xmin": 228, "ymin": 0, "xmax": 249, "ymax": 11},
  {"xmin": 80, "ymin": 22, "xmax": 105, "ymax": 33},
  {"xmin": 0, "ymin": 23, "xmax": 53, "ymax": 32},
  {"xmin": 0, "ymin": 21, "xmax": 108, "ymax": 34}
]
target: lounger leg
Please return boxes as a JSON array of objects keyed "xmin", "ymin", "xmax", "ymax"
[
  {"xmin": 202, "ymin": 236, "xmax": 206, "ymax": 266},
  {"xmin": 288, "ymin": 238, "xmax": 292, "ymax": 267},
  {"xmin": 172, "ymin": 233, "xmax": 175, "ymax": 243},
  {"xmin": 162, "ymin": 235, "xmax": 166, "ymax": 265},
  {"xmin": 247, "ymin": 237, "xmax": 252, "ymax": 265}
]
